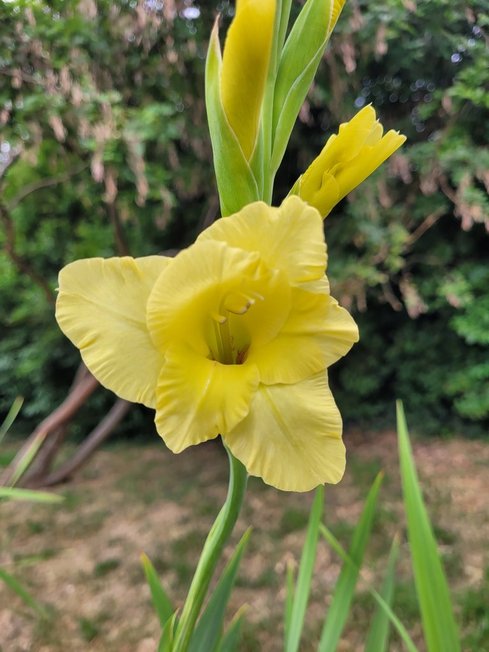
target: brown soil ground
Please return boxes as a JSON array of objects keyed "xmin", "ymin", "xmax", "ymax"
[{"xmin": 1, "ymin": 430, "xmax": 489, "ymax": 651}]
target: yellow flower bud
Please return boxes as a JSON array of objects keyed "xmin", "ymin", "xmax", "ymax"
[
  {"xmin": 329, "ymin": 0, "xmax": 346, "ymax": 35},
  {"xmin": 221, "ymin": 0, "xmax": 276, "ymax": 160},
  {"xmin": 294, "ymin": 105, "xmax": 406, "ymax": 217}
]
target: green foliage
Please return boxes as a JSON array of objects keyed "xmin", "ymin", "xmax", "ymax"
[
  {"xmin": 272, "ymin": 0, "xmax": 336, "ymax": 172},
  {"xmin": 308, "ymin": 0, "xmax": 489, "ymax": 431},
  {"xmin": 0, "ymin": 396, "xmax": 23, "ymax": 442},
  {"xmin": 284, "ymin": 486, "xmax": 324, "ymax": 652},
  {"xmin": 397, "ymin": 402, "xmax": 460, "ymax": 651},
  {"xmin": 0, "ymin": 567, "xmax": 48, "ymax": 617},
  {"xmin": 318, "ymin": 474, "xmax": 384, "ymax": 652},
  {"xmin": 141, "ymin": 480, "xmax": 250, "ymax": 652},
  {"xmin": 0, "ymin": 400, "xmax": 61, "ymax": 619},
  {"xmin": 1, "ymin": 0, "xmax": 488, "ymax": 433},
  {"xmin": 461, "ymin": 566, "xmax": 489, "ymax": 652},
  {"xmin": 364, "ymin": 538, "xmax": 400, "ymax": 652},
  {"xmin": 205, "ymin": 24, "xmax": 260, "ymax": 216},
  {"xmin": 140, "ymin": 552, "xmax": 174, "ymax": 628},
  {"xmin": 0, "ymin": 0, "xmax": 218, "ymax": 431},
  {"xmin": 188, "ymin": 530, "xmax": 249, "ymax": 652}
]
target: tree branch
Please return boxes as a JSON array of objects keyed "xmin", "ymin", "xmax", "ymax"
[
  {"xmin": 0, "ymin": 370, "xmax": 99, "ymax": 486},
  {"xmin": 405, "ymin": 208, "xmax": 445, "ymax": 248},
  {"xmin": 7, "ymin": 164, "xmax": 88, "ymax": 211},
  {"xmin": 19, "ymin": 364, "xmax": 90, "ymax": 485},
  {"xmin": 107, "ymin": 201, "xmax": 130, "ymax": 256},
  {"xmin": 41, "ymin": 399, "xmax": 131, "ymax": 487}
]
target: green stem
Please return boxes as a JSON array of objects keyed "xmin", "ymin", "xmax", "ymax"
[{"xmin": 172, "ymin": 447, "xmax": 248, "ymax": 652}]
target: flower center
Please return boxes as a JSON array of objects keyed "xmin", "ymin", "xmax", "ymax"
[{"xmin": 209, "ymin": 289, "xmax": 263, "ymax": 365}]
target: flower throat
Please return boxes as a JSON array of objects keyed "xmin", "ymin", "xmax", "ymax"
[{"xmin": 210, "ymin": 289, "xmax": 263, "ymax": 365}]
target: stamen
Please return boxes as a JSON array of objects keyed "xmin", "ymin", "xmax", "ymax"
[
  {"xmin": 223, "ymin": 291, "xmax": 254, "ymax": 315},
  {"xmin": 226, "ymin": 303, "xmax": 251, "ymax": 315},
  {"xmin": 247, "ymin": 291, "xmax": 264, "ymax": 302},
  {"xmin": 211, "ymin": 312, "xmax": 227, "ymax": 324},
  {"xmin": 209, "ymin": 288, "xmax": 257, "ymax": 364}
]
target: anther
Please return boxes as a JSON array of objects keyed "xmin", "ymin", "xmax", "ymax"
[
  {"xmin": 223, "ymin": 291, "xmax": 254, "ymax": 315},
  {"xmin": 211, "ymin": 312, "xmax": 227, "ymax": 324},
  {"xmin": 247, "ymin": 291, "xmax": 264, "ymax": 302}
]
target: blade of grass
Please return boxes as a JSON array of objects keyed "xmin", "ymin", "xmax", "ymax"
[
  {"xmin": 285, "ymin": 485, "xmax": 324, "ymax": 652},
  {"xmin": 318, "ymin": 473, "xmax": 383, "ymax": 652},
  {"xmin": 0, "ymin": 396, "xmax": 24, "ymax": 443},
  {"xmin": 188, "ymin": 529, "xmax": 251, "ymax": 652},
  {"xmin": 284, "ymin": 560, "xmax": 295, "ymax": 643},
  {"xmin": 320, "ymin": 525, "xmax": 418, "ymax": 652},
  {"xmin": 396, "ymin": 401, "xmax": 460, "ymax": 652},
  {"xmin": 140, "ymin": 552, "xmax": 174, "ymax": 628},
  {"xmin": 9, "ymin": 430, "xmax": 47, "ymax": 487},
  {"xmin": 158, "ymin": 611, "xmax": 179, "ymax": 652},
  {"xmin": 364, "ymin": 536, "xmax": 400, "ymax": 652},
  {"xmin": 0, "ymin": 486, "xmax": 63, "ymax": 503},
  {"xmin": 0, "ymin": 567, "xmax": 48, "ymax": 617},
  {"xmin": 216, "ymin": 607, "xmax": 246, "ymax": 652}
]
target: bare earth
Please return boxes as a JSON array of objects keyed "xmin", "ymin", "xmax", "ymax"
[{"xmin": 1, "ymin": 430, "xmax": 489, "ymax": 651}]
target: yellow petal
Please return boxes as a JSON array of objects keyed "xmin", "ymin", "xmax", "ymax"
[
  {"xmin": 246, "ymin": 289, "xmax": 359, "ymax": 384},
  {"xmin": 296, "ymin": 105, "xmax": 406, "ymax": 217},
  {"xmin": 310, "ymin": 106, "xmax": 378, "ymax": 172},
  {"xmin": 224, "ymin": 373, "xmax": 345, "ymax": 492},
  {"xmin": 334, "ymin": 129, "xmax": 407, "ymax": 202},
  {"xmin": 198, "ymin": 196, "xmax": 327, "ymax": 285},
  {"xmin": 221, "ymin": 0, "xmax": 276, "ymax": 159},
  {"xmin": 155, "ymin": 344, "xmax": 259, "ymax": 453},
  {"xmin": 56, "ymin": 256, "xmax": 170, "ymax": 407},
  {"xmin": 147, "ymin": 239, "xmax": 291, "ymax": 360},
  {"xmin": 321, "ymin": 295, "xmax": 360, "ymax": 365}
]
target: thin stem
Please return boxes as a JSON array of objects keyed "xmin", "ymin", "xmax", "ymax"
[{"xmin": 172, "ymin": 447, "xmax": 248, "ymax": 652}]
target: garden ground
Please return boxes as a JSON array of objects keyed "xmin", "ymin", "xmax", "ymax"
[{"xmin": 1, "ymin": 430, "xmax": 489, "ymax": 651}]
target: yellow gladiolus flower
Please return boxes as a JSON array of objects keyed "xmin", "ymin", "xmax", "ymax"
[
  {"xmin": 56, "ymin": 197, "xmax": 358, "ymax": 492},
  {"xmin": 220, "ymin": 0, "xmax": 276, "ymax": 160},
  {"xmin": 293, "ymin": 105, "xmax": 406, "ymax": 217}
]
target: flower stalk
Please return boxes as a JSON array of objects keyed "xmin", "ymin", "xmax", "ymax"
[{"xmin": 172, "ymin": 448, "xmax": 248, "ymax": 652}]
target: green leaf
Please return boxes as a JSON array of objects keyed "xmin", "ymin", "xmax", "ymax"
[
  {"xmin": 188, "ymin": 529, "xmax": 250, "ymax": 652},
  {"xmin": 364, "ymin": 536, "xmax": 400, "ymax": 652},
  {"xmin": 276, "ymin": 0, "xmax": 293, "ymax": 53},
  {"xmin": 140, "ymin": 552, "xmax": 174, "ymax": 628},
  {"xmin": 284, "ymin": 485, "xmax": 324, "ymax": 652},
  {"xmin": 283, "ymin": 560, "xmax": 295, "ymax": 644},
  {"xmin": 0, "ymin": 567, "xmax": 47, "ymax": 617},
  {"xmin": 318, "ymin": 472, "xmax": 383, "ymax": 652},
  {"xmin": 205, "ymin": 22, "xmax": 260, "ymax": 216},
  {"xmin": 0, "ymin": 486, "xmax": 63, "ymax": 503},
  {"xmin": 216, "ymin": 608, "xmax": 246, "ymax": 652},
  {"xmin": 9, "ymin": 430, "xmax": 47, "ymax": 487},
  {"xmin": 158, "ymin": 611, "xmax": 179, "ymax": 652},
  {"xmin": 397, "ymin": 401, "xmax": 461, "ymax": 652},
  {"xmin": 271, "ymin": 0, "xmax": 335, "ymax": 172},
  {"xmin": 320, "ymin": 526, "xmax": 418, "ymax": 652},
  {"xmin": 0, "ymin": 396, "xmax": 23, "ymax": 443}
]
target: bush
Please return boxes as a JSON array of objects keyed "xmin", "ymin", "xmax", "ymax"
[{"xmin": 1, "ymin": 0, "xmax": 488, "ymax": 434}]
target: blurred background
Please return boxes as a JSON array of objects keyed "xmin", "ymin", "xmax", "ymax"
[
  {"xmin": 1, "ymin": 1, "xmax": 488, "ymax": 649},
  {"xmin": 1, "ymin": 0, "xmax": 488, "ymax": 439}
]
